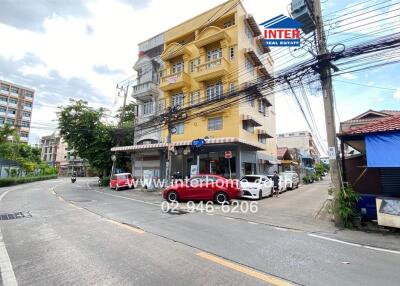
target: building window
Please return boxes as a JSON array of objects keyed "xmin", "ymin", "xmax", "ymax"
[
  {"xmin": 142, "ymin": 101, "xmax": 153, "ymax": 115},
  {"xmin": 288, "ymin": 133, "xmax": 295, "ymax": 136},
  {"xmin": 229, "ymin": 46, "xmax": 235, "ymax": 61},
  {"xmin": 7, "ymin": 109, "xmax": 16, "ymax": 115},
  {"xmin": 5, "ymin": 119, "xmax": 14, "ymax": 125},
  {"xmin": 23, "ymin": 112, "xmax": 30, "ymax": 117},
  {"xmin": 242, "ymin": 121, "xmax": 254, "ymax": 133},
  {"xmin": 207, "ymin": 48, "xmax": 222, "ymax": 62},
  {"xmin": 223, "ymin": 20, "xmax": 234, "ymax": 28},
  {"xmin": 0, "ymin": 84, "xmax": 9, "ymax": 92},
  {"xmin": 9, "ymin": 98, "xmax": 17, "ymax": 104},
  {"xmin": 21, "ymin": 121, "xmax": 30, "ymax": 127},
  {"xmin": 0, "ymin": 107, "xmax": 5, "ymax": 113},
  {"xmin": 172, "ymin": 62, "xmax": 183, "ymax": 74},
  {"xmin": 247, "ymin": 95, "xmax": 255, "ymax": 107},
  {"xmin": 229, "ymin": 83, "xmax": 235, "ymax": 95},
  {"xmin": 190, "ymin": 91, "xmax": 200, "ymax": 106},
  {"xmin": 189, "ymin": 58, "xmax": 200, "ymax": 73},
  {"xmin": 258, "ymin": 99, "xmax": 266, "ymax": 114},
  {"xmin": 245, "ymin": 57, "xmax": 254, "ymax": 75},
  {"xmin": 25, "ymin": 91, "xmax": 33, "ymax": 98},
  {"xmin": 208, "ymin": 117, "xmax": 223, "ymax": 131},
  {"xmin": 0, "ymin": 118, "xmax": 4, "ymax": 124},
  {"xmin": 25, "ymin": 102, "xmax": 32, "ymax": 108},
  {"xmin": 174, "ymin": 122, "xmax": 184, "ymax": 134},
  {"xmin": 0, "ymin": 97, "xmax": 7, "ymax": 103},
  {"xmin": 10, "ymin": 87, "xmax": 18, "ymax": 94},
  {"xmin": 206, "ymin": 82, "xmax": 223, "ymax": 101},
  {"xmin": 245, "ymin": 24, "xmax": 253, "ymax": 39},
  {"xmin": 258, "ymin": 137, "xmax": 267, "ymax": 144},
  {"xmin": 172, "ymin": 92, "xmax": 184, "ymax": 107}
]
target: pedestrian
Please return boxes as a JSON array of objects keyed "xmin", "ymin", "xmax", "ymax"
[{"xmin": 272, "ymin": 171, "xmax": 280, "ymax": 197}]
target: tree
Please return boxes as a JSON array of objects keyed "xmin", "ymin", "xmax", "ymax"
[
  {"xmin": 0, "ymin": 124, "xmax": 16, "ymax": 143},
  {"xmin": 58, "ymin": 99, "xmax": 113, "ymax": 174}
]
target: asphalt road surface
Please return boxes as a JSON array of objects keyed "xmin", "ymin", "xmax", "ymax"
[{"xmin": 0, "ymin": 178, "xmax": 399, "ymax": 286}]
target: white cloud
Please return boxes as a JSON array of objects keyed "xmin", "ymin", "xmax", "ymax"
[{"xmin": 394, "ymin": 88, "xmax": 400, "ymax": 100}]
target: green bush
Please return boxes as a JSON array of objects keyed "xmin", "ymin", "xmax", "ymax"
[
  {"xmin": 100, "ymin": 176, "xmax": 110, "ymax": 187},
  {"xmin": 338, "ymin": 184, "xmax": 360, "ymax": 228},
  {"xmin": 0, "ymin": 175, "xmax": 58, "ymax": 187},
  {"xmin": 302, "ymin": 176, "xmax": 310, "ymax": 184}
]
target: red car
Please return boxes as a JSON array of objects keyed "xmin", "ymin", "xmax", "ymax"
[
  {"xmin": 163, "ymin": 174, "xmax": 242, "ymax": 204},
  {"xmin": 109, "ymin": 173, "xmax": 135, "ymax": 191}
]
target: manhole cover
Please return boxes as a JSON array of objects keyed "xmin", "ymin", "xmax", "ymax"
[{"xmin": 0, "ymin": 212, "xmax": 32, "ymax": 221}]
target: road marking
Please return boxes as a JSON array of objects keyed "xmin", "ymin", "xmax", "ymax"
[
  {"xmin": 275, "ymin": 227, "xmax": 288, "ymax": 232},
  {"xmin": 363, "ymin": 245, "xmax": 400, "ymax": 255},
  {"xmin": 223, "ymin": 217, "xmax": 234, "ymax": 220},
  {"xmin": 308, "ymin": 233, "xmax": 400, "ymax": 254},
  {"xmin": 248, "ymin": 221, "xmax": 258, "ymax": 225},
  {"xmin": 0, "ymin": 190, "xmax": 18, "ymax": 286},
  {"xmin": 196, "ymin": 252, "xmax": 293, "ymax": 286},
  {"xmin": 106, "ymin": 219, "xmax": 145, "ymax": 234},
  {"xmin": 85, "ymin": 182, "xmax": 160, "ymax": 207},
  {"xmin": 308, "ymin": 234, "xmax": 361, "ymax": 247}
]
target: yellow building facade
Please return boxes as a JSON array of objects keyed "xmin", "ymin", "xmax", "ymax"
[
  {"xmin": 159, "ymin": 0, "xmax": 277, "ymax": 177},
  {"xmin": 113, "ymin": 0, "xmax": 278, "ymax": 179}
]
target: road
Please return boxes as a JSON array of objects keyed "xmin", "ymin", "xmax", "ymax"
[{"xmin": 0, "ymin": 178, "xmax": 399, "ymax": 286}]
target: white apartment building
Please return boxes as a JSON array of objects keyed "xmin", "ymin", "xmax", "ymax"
[{"xmin": 0, "ymin": 79, "xmax": 34, "ymax": 142}]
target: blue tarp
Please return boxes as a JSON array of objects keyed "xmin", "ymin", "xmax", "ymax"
[{"xmin": 366, "ymin": 132, "xmax": 400, "ymax": 167}]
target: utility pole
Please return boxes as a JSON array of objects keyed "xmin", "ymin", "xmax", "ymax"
[
  {"xmin": 162, "ymin": 105, "xmax": 186, "ymax": 184},
  {"xmin": 313, "ymin": 0, "xmax": 343, "ymax": 226},
  {"xmin": 116, "ymin": 83, "xmax": 130, "ymax": 128}
]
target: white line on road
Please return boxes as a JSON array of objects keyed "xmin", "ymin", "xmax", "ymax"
[
  {"xmin": 0, "ymin": 190, "xmax": 18, "ymax": 286},
  {"xmin": 248, "ymin": 221, "xmax": 258, "ymax": 225},
  {"xmin": 275, "ymin": 227, "xmax": 288, "ymax": 231},
  {"xmin": 308, "ymin": 233, "xmax": 400, "ymax": 255},
  {"xmin": 84, "ymin": 182, "xmax": 160, "ymax": 207}
]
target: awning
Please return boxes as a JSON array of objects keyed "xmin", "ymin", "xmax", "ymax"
[
  {"xmin": 257, "ymin": 129, "xmax": 273, "ymax": 138},
  {"xmin": 256, "ymin": 35, "xmax": 270, "ymax": 53},
  {"xmin": 244, "ymin": 48, "xmax": 262, "ymax": 67},
  {"xmin": 242, "ymin": 114, "xmax": 262, "ymax": 127},
  {"xmin": 366, "ymin": 132, "xmax": 400, "ymax": 167},
  {"xmin": 245, "ymin": 15, "xmax": 262, "ymax": 37},
  {"xmin": 112, "ymin": 137, "xmax": 266, "ymax": 152},
  {"xmin": 280, "ymin": 160, "xmax": 298, "ymax": 165}
]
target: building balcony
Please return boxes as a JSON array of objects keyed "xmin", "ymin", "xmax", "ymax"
[
  {"xmin": 245, "ymin": 48, "xmax": 263, "ymax": 67},
  {"xmin": 0, "ymin": 90, "xmax": 8, "ymax": 95},
  {"xmin": 192, "ymin": 58, "xmax": 229, "ymax": 82},
  {"xmin": 160, "ymin": 71, "xmax": 190, "ymax": 91},
  {"xmin": 21, "ymin": 127, "xmax": 30, "ymax": 132},
  {"xmin": 24, "ymin": 106, "xmax": 32, "ymax": 111},
  {"xmin": 194, "ymin": 26, "xmax": 231, "ymax": 48},
  {"xmin": 132, "ymin": 81, "xmax": 158, "ymax": 100},
  {"xmin": 22, "ymin": 116, "xmax": 31, "ymax": 121},
  {"xmin": 0, "ymin": 111, "xmax": 5, "ymax": 117},
  {"xmin": 7, "ymin": 113, "xmax": 16, "ymax": 118},
  {"xmin": 20, "ymin": 136, "xmax": 28, "ymax": 142},
  {"xmin": 8, "ymin": 103, "xmax": 17, "ymax": 108}
]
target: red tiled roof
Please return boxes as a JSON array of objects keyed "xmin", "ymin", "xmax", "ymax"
[
  {"xmin": 277, "ymin": 147, "xmax": 288, "ymax": 159},
  {"xmin": 339, "ymin": 114, "xmax": 400, "ymax": 136}
]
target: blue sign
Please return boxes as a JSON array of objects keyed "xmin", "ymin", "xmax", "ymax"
[
  {"xmin": 259, "ymin": 14, "xmax": 303, "ymax": 47},
  {"xmin": 192, "ymin": 138, "xmax": 205, "ymax": 148}
]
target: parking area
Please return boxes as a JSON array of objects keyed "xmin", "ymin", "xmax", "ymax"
[{"xmin": 97, "ymin": 175, "xmax": 332, "ymax": 233}]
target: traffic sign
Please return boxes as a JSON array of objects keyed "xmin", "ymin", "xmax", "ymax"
[
  {"xmin": 224, "ymin": 151, "xmax": 233, "ymax": 159},
  {"xmin": 192, "ymin": 138, "xmax": 206, "ymax": 148}
]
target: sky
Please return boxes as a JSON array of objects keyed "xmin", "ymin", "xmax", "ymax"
[{"xmin": 0, "ymin": 0, "xmax": 399, "ymax": 155}]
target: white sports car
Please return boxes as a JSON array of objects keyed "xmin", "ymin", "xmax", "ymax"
[{"xmin": 240, "ymin": 175, "xmax": 273, "ymax": 200}]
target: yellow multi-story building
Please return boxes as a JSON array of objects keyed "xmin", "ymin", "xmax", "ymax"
[
  {"xmin": 113, "ymin": 0, "xmax": 278, "ymax": 179},
  {"xmin": 159, "ymin": 0, "xmax": 277, "ymax": 177}
]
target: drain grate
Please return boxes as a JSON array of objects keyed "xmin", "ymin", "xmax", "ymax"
[{"xmin": 0, "ymin": 212, "xmax": 31, "ymax": 221}]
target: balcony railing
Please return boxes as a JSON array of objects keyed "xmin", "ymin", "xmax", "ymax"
[
  {"xmin": 192, "ymin": 58, "xmax": 229, "ymax": 82},
  {"xmin": 132, "ymin": 81, "xmax": 158, "ymax": 98},
  {"xmin": 160, "ymin": 71, "xmax": 189, "ymax": 91}
]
